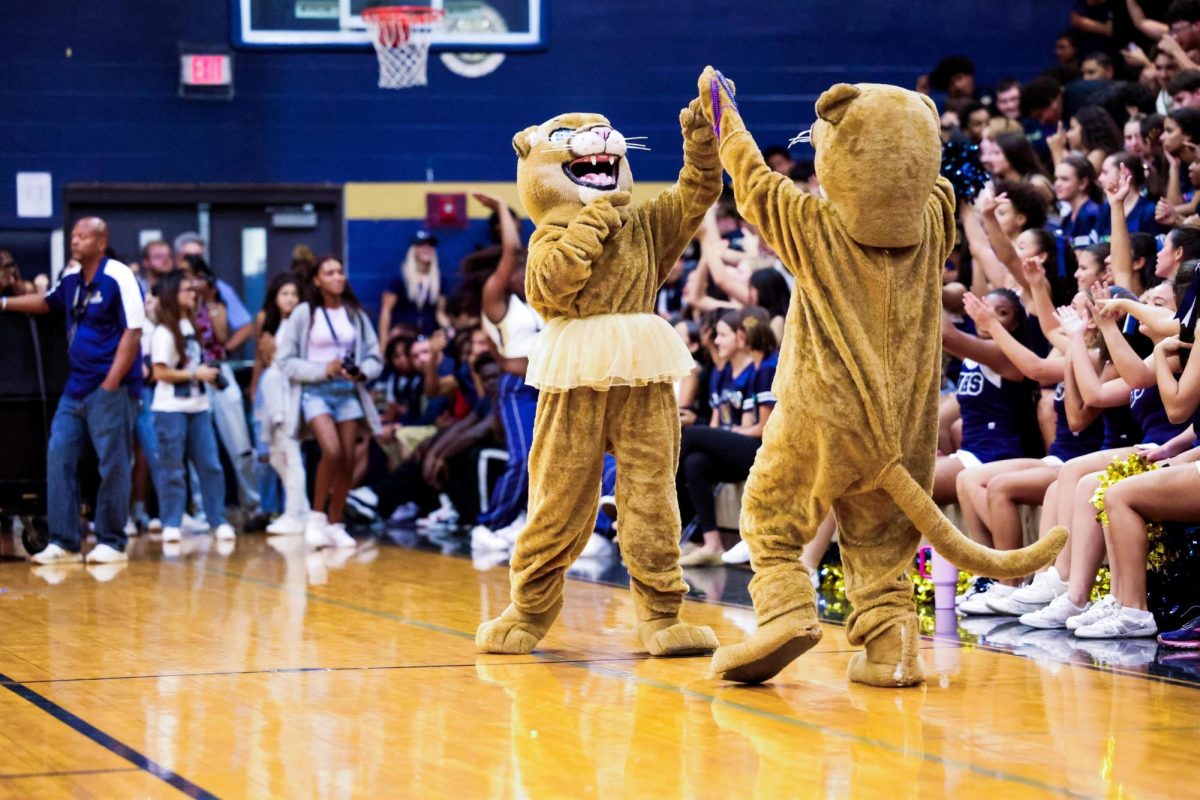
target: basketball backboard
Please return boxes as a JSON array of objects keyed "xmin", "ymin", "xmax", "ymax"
[{"xmin": 233, "ymin": 0, "xmax": 545, "ymax": 49}]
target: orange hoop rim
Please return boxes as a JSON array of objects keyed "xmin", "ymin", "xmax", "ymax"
[{"xmin": 361, "ymin": 5, "xmax": 445, "ymax": 26}]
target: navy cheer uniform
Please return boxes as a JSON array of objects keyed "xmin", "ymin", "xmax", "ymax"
[
  {"xmin": 1048, "ymin": 383, "xmax": 1104, "ymax": 460},
  {"xmin": 1130, "ymin": 385, "xmax": 1190, "ymax": 445},
  {"xmin": 955, "ymin": 359, "xmax": 1026, "ymax": 463}
]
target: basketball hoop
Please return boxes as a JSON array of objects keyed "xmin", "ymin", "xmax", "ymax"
[{"xmin": 362, "ymin": 6, "xmax": 445, "ymax": 89}]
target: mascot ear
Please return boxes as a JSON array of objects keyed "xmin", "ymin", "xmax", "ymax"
[
  {"xmin": 512, "ymin": 126, "xmax": 539, "ymax": 160},
  {"xmin": 816, "ymin": 84, "xmax": 861, "ymax": 125},
  {"xmin": 918, "ymin": 92, "xmax": 939, "ymax": 121}
]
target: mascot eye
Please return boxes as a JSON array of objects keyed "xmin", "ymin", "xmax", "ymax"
[{"xmin": 549, "ymin": 128, "xmax": 573, "ymax": 144}]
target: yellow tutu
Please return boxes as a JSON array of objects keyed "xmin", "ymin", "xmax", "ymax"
[{"xmin": 526, "ymin": 313, "xmax": 696, "ymax": 392}]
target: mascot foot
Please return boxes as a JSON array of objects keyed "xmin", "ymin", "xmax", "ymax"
[
  {"xmin": 475, "ymin": 598, "xmax": 564, "ymax": 654},
  {"xmin": 637, "ymin": 617, "xmax": 719, "ymax": 657},
  {"xmin": 709, "ymin": 607, "xmax": 822, "ymax": 685},
  {"xmin": 848, "ymin": 617, "xmax": 924, "ymax": 688}
]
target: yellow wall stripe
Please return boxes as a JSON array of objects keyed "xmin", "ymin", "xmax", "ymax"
[{"xmin": 344, "ymin": 181, "xmax": 679, "ymax": 220}]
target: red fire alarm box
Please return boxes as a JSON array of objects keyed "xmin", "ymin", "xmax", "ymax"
[{"xmin": 426, "ymin": 193, "xmax": 468, "ymax": 230}]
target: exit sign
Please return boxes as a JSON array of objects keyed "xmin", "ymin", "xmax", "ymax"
[
  {"xmin": 178, "ymin": 46, "xmax": 234, "ymax": 100},
  {"xmin": 181, "ymin": 54, "xmax": 231, "ymax": 86}
]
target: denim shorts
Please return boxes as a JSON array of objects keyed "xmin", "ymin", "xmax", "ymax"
[{"xmin": 302, "ymin": 379, "xmax": 364, "ymax": 423}]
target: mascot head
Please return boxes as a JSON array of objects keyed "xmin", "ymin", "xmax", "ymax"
[
  {"xmin": 809, "ymin": 84, "xmax": 940, "ymax": 249},
  {"xmin": 513, "ymin": 113, "xmax": 635, "ymax": 225}
]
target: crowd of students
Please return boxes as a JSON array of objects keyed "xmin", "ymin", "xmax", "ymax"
[
  {"xmin": 7, "ymin": 0, "xmax": 1200, "ymax": 654},
  {"xmin": 918, "ymin": 0, "xmax": 1200, "ymax": 648}
]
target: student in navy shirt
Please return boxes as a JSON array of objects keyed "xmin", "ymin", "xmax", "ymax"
[
  {"xmin": 1054, "ymin": 154, "xmax": 1103, "ymax": 247},
  {"xmin": 1093, "ymin": 153, "xmax": 1161, "ymax": 239},
  {"xmin": 378, "ymin": 230, "xmax": 443, "ymax": 342},
  {"xmin": 677, "ymin": 307, "xmax": 778, "ymax": 566},
  {"xmin": 4, "ymin": 218, "xmax": 144, "ymax": 565}
]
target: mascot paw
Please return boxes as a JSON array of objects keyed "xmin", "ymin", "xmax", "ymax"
[
  {"xmin": 475, "ymin": 599, "xmax": 563, "ymax": 655},
  {"xmin": 847, "ymin": 618, "xmax": 925, "ymax": 688},
  {"xmin": 709, "ymin": 608, "xmax": 822, "ymax": 685},
  {"xmin": 637, "ymin": 618, "xmax": 719, "ymax": 657},
  {"xmin": 680, "ymin": 99, "xmax": 716, "ymax": 144}
]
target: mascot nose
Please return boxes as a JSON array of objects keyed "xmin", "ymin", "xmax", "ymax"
[{"xmin": 591, "ymin": 126, "xmax": 613, "ymax": 140}]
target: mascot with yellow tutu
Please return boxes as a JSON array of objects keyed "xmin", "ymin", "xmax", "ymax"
[
  {"xmin": 475, "ymin": 99, "xmax": 723, "ymax": 656},
  {"xmin": 697, "ymin": 67, "xmax": 1066, "ymax": 687}
]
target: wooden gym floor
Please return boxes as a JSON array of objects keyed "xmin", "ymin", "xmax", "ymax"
[{"xmin": 0, "ymin": 530, "xmax": 1197, "ymax": 799}]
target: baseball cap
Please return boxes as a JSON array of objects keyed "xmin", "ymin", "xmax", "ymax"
[{"xmin": 411, "ymin": 230, "xmax": 439, "ymax": 246}]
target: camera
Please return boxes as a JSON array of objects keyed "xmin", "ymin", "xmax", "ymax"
[
  {"xmin": 342, "ymin": 354, "xmax": 361, "ymax": 379},
  {"xmin": 206, "ymin": 362, "xmax": 229, "ymax": 391}
]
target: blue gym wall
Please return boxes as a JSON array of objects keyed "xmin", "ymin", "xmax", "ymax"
[{"xmin": 3, "ymin": 0, "xmax": 1070, "ymax": 299}]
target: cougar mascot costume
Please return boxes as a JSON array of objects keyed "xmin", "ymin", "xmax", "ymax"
[
  {"xmin": 476, "ymin": 100, "xmax": 723, "ymax": 657},
  {"xmin": 697, "ymin": 67, "xmax": 1066, "ymax": 687}
]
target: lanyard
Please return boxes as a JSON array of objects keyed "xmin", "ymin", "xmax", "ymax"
[{"xmin": 320, "ymin": 306, "xmax": 351, "ymax": 358}]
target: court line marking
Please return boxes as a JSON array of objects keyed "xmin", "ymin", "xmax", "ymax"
[
  {"xmin": 1, "ymin": 657, "xmax": 653, "ymax": 685},
  {"xmin": 0, "ymin": 671, "xmax": 219, "ymax": 799},
  {"xmin": 0, "ymin": 767, "xmax": 140, "ymax": 780},
  {"xmin": 198, "ymin": 563, "xmax": 1095, "ymax": 799}
]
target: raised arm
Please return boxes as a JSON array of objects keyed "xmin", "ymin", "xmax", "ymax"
[
  {"xmin": 1126, "ymin": 0, "xmax": 1169, "ymax": 38},
  {"xmin": 941, "ymin": 313, "xmax": 1025, "ymax": 382},
  {"xmin": 960, "ymin": 203, "xmax": 1010, "ymax": 290},
  {"xmin": 695, "ymin": 67, "xmax": 820, "ymax": 281},
  {"xmin": 477, "ymin": 192, "xmax": 522, "ymax": 325},
  {"xmin": 639, "ymin": 99, "xmax": 724, "ymax": 282},
  {"xmin": 699, "ymin": 209, "xmax": 752, "ymax": 305},
  {"xmin": 1092, "ymin": 301, "xmax": 1158, "ymax": 389},
  {"xmin": 525, "ymin": 194, "xmax": 625, "ymax": 316},
  {"xmin": 1067, "ymin": 325, "xmax": 1132, "ymax": 407},
  {"xmin": 1106, "ymin": 166, "xmax": 1137, "ymax": 291},
  {"xmin": 963, "ymin": 291, "xmax": 1064, "ymax": 383},
  {"xmin": 979, "ymin": 193, "xmax": 1028, "ymax": 292},
  {"xmin": 1061, "ymin": 345, "xmax": 1104, "ymax": 431},
  {"xmin": 1154, "ymin": 336, "xmax": 1200, "ymax": 422}
]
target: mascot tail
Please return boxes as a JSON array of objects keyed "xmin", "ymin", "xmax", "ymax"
[{"xmin": 877, "ymin": 463, "xmax": 1067, "ymax": 579}]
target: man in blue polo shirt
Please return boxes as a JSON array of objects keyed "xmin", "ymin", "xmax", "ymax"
[{"xmin": 3, "ymin": 217, "xmax": 144, "ymax": 564}]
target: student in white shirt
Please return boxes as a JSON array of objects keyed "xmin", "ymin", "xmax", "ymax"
[{"xmin": 150, "ymin": 271, "xmax": 235, "ymax": 544}]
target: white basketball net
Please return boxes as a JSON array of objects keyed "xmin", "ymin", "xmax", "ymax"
[{"xmin": 364, "ymin": 10, "xmax": 443, "ymax": 89}]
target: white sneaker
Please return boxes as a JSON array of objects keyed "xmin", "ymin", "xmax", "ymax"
[
  {"xmin": 389, "ymin": 502, "xmax": 420, "ymax": 524},
  {"xmin": 1075, "ymin": 606, "xmax": 1158, "ymax": 639},
  {"xmin": 471, "ymin": 525, "xmax": 509, "ymax": 551},
  {"xmin": 30, "ymin": 543, "xmax": 82, "ymax": 565},
  {"xmin": 1020, "ymin": 593, "xmax": 1090, "ymax": 629},
  {"xmin": 1066, "ymin": 594, "xmax": 1119, "ymax": 631},
  {"xmin": 325, "ymin": 523, "xmax": 356, "ymax": 549},
  {"xmin": 958, "ymin": 583, "xmax": 1015, "ymax": 615},
  {"xmin": 215, "ymin": 523, "xmax": 236, "ymax": 541},
  {"xmin": 162, "ymin": 526, "xmax": 182, "ymax": 543},
  {"xmin": 266, "ymin": 515, "xmax": 306, "ymax": 536},
  {"xmin": 581, "ymin": 532, "xmax": 612, "ymax": 559},
  {"xmin": 493, "ymin": 512, "xmax": 527, "ymax": 544},
  {"xmin": 721, "ymin": 539, "xmax": 751, "ymax": 565},
  {"xmin": 988, "ymin": 567, "xmax": 1067, "ymax": 615},
  {"xmin": 124, "ymin": 518, "xmax": 139, "ymax": 537},
  {"xmin": 182, "ymin": 513, "xmax": 209, "ymax": 532},
  {"xmin": 86, "ymin": 543, "xmax": 128, "ymax": 564},
  {"xmin": 417, "ymin": 496, "xmax": 458, "ymax": 529},
  {"xmin": 305, "ymin": 512, "xmax": 331, "ymax": 549},
  {"xmin": 956, "ymin": 577, "xmax": 992, "ymax": 607},
  {"xmin": 348, "ymin": 486, "xmax": 379, "ymax": 510},
  {"xmin": 147, "ymin": 518, "xmax": 163, "ymax": 532}
]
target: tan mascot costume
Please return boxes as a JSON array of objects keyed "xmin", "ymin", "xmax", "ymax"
[
  {"xmin": 696, "ymin": 67, "xmax": 1067, "ymax": 687},
  {"xmin": 475, "ymin": 101, "xmax": 723, "ymax": 657}
]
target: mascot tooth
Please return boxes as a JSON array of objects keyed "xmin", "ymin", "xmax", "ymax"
[
  {"xmin": 475, "ymin": 103, "xmax": 724, "ymax": 657},
  {"xmin": 697, "ymin": 67, "xmax": 1066, "ymax": 687}
]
